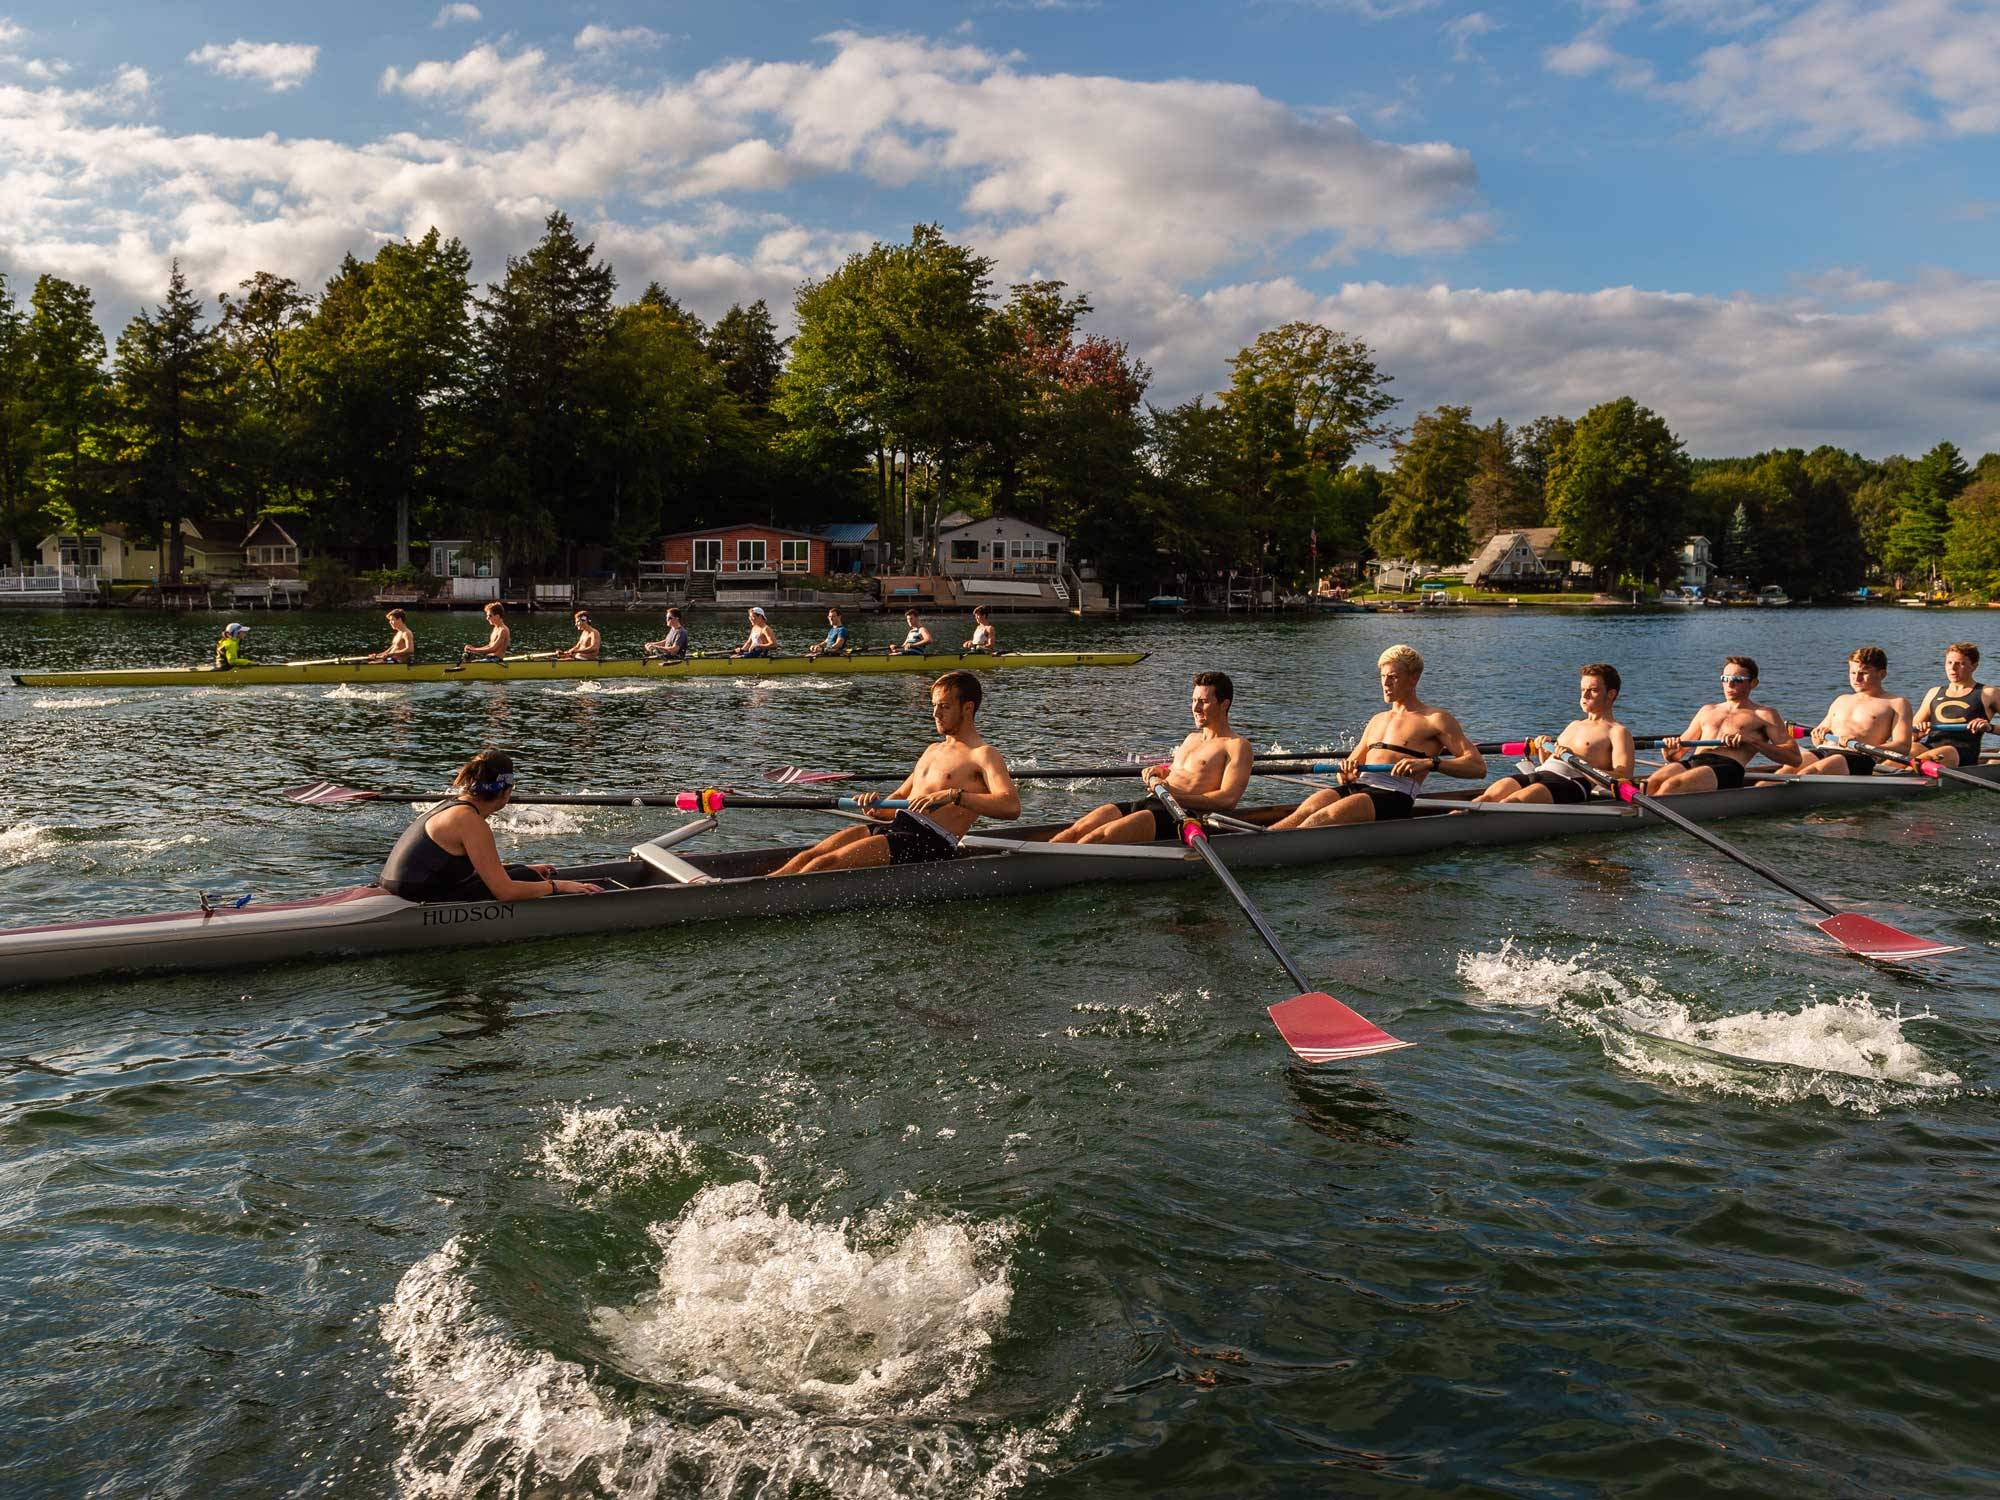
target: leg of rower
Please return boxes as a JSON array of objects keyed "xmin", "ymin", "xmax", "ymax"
[
  {"xmin": 1050, "ymin": 804, "xmax": 1124, "ymax": 843},
  {"xmin": 1076, "ymin": 809, "xmax": 1167, "ymax": 845},
  {"xmin": 1268, "ymin": 789, "xmax": 1342, "ymax": 830},
  {"xmin": 799, "ymin": 835, "xmax": 893, "ymax": 873},
  {"xmin": 1476, "ymin": 777, "xmax": 1525, "ymax": 802},
  {"xmin": 771, "ymin": 824, "xmax": 873, "ymax": 875},
  {"xmin": 1649, "ymin": 765, "xmax": 1718, "ymax": 796},
  {"xmin": 1301, "ymin": 794, "xmax": 1375, "ymax": 828},
  {"xmin": 1503, "ymin": 781, "xmax": 1555, "ymax": 804}
]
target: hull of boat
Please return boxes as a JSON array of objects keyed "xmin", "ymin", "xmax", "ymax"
[
  {"xmin": 2, "ymin": 762, "xmax": 1993, "ymax": 988},
  {"xmin": 10, "ymin": 650, "xmax": 1148, "ymax": 689}
]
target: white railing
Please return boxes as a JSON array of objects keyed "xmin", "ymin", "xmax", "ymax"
[{"xmin": 0, "ymin": 564, "xmax": 103, "ymax": 595}]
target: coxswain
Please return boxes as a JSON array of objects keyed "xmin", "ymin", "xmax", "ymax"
[
  {"xmin": 1784, "ymin": 646, "xmax": 1912, "ymax": 776},
  {"xmin": 366, "ymin": 608, "xmax": 415, "ymax": 664},
  {"xmin": 645, "ymin": 607, "xmax": 689, "ymax": 661},
  {"xmin": 1909, "ymin": 641, "xmax": 1999, "ymax": 768},
  {"xmin": 806, "ymin": 606, "xmax": 851, "ymax": 659},
  {"xmin": 1644, "ymin": 655, "xmax": 1802, "ymax": 794},
  {"xmin": 556, "ymin": 609, "xmax": 601, "ymax": 661},
  {"xmin": 214, "ymin": 621, "xmax": 251, "ymax": 670},
  {"xmin": 888, "ymin": 608, "xmax": 931, "ymax": 656},
  {"xmin": 731, "ymin": 606, "xmax": 777, "ymax": 659},
  {"xmin": 378, "ymin": 750, "xmax": 603, "ymax": 902},
  {"xmin": 461, "ymin": 602, "xmax": 511, "ymax": 661},
  {"xmin": 1050, "ymin": 671, "xmax": 1252, "ymax": 843},
  {"xmin": 1476, "ymin": 663, "xmax": 1634, "ymax": 803},
  {"xmin": 962, "ymin": 606, "xmax": 997, "ymax": 654},
  {"xmin": 1269, "ymin": 645, "xmax": 1485, "ymax": 826},
  {"xmin": 770, "ymin": 671, "xmax": 1019, "ymax": 873}
]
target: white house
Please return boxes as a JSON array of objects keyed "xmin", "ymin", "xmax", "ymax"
[
  {"xmin": 934, "ymin": 515, "xmax": 1065, "ymax": 578},
  {"xmin": 1679, "ymin": 535, "xmax": 1714, "ymax": 590}
]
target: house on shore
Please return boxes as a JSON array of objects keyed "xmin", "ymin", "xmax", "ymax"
[{"xmin": 1464, "ymin": 527, "xmax": 1579, "ymax": 590}]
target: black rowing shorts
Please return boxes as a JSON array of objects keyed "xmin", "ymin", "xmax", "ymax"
[
  {"xmin": 1525, "ymin": 769, "xmax": 1590, "ymax": 804},
  {"xmin": 1683, "ymin": 751, "xmax": 1747, "ymax": 790},
  {"xmin": 881, "ymin": 809, "xmax": 959, "ymax": 866},
  {"xmin": 1116, "ymin": 799, "xmax": 1181, "ymax": 841}
]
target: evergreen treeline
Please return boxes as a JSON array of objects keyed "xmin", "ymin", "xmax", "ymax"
[{"xmin": 3, "ymin": 215, "xmax": 1997, "ymax": 599}]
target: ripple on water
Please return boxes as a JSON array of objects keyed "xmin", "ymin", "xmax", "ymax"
[
  {"xmin": 381, "ymin": 1183, "xmax": 1067, "ymax": 1498},
  {"xmin": 1456, "ymin": 940, "xmax": 1963, "ymax": 1113}
]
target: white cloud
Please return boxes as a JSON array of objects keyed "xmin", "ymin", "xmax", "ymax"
[
  {"xmin": 186, "ymin": 40, "xmax": 319, "ymax": 93},
  {"xmin": 1442, "ymin": 11, "xmax": 1497, "ymax": 62},
  {"xmin": 574, "ymin": 25, "xmax": 663, "ymax": 52},
  {"xmin": 433, "ymin": 4, "xmax": 481, "ymax": 26},
  {"xmin": 1546, "ymin": 0, "xmax": 2000, "ymax": 148}
]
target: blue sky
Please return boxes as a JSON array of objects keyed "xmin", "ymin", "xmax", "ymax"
[{"xmin": 3, "ymin": 1, "xmax": 1998, "ymax": 456}]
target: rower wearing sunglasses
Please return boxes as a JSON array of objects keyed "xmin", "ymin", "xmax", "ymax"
[{"xmin": 1645, "ymin": 655, "xmax": 1804, "ymax": 795}]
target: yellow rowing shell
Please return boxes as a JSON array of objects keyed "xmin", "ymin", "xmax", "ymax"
[{"xmin": 10, "ymin": 650, "xmax": 1149, "ymax": 689}]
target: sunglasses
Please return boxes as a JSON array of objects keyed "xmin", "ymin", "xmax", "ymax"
[{"xmin": 1720, "ymin": 674, "xmax": 1753, "ymax": 684}]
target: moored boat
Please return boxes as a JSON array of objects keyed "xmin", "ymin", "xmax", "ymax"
[
  {"xmin": 2, "ymin": 761, "xmax": 1992, "ymax": 988},
  {"xmin": 10, "ymin": 649, "xmax": 1148, "ymax": 690}
]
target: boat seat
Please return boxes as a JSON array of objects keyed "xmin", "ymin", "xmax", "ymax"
[{"xmin": 631, "ymin": 841, "xmax": 718, "ymax": 885}]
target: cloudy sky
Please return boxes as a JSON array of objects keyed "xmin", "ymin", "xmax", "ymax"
[{"xmin": 2, "ymin": 0, "xmax": 1997, "ymax": 456}]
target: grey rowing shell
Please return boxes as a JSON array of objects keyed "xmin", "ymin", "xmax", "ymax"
[{"xmin": 3, "ymin": 763, "xmax": 1993, "ymax": 988}]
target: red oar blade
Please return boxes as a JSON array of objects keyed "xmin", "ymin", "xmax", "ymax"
[
  {"xmin": 1268, "ymin": 992, "xmax": 1416, "ymax": 1064},
  {"xmin": 1815, "ymin": 913, "xmax": 1963, "ymax": 962},
  {"xmin": 763, "ymin": 767, "xmax": 853, "ymax": 785},
  {"xmin": 280, "ymin": 781, "xmax": 382, "ymax": 805}
]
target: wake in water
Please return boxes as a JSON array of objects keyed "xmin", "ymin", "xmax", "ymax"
[
  {"xmin": 490, "ymin": 805, "xmax": 590, "ymax": 838},
  {"xmin": 31, "ymin": 694, "xmax": 123, "ymax": 709},
  {"xmin": 551, "ymin": 681, "xmax": 670, "ymax": 696},
  {"xmin": 321, "ymin": 684, "xmax": 399, "ymax": 702},
  {"xmin": 1457, "ymin": 941, "xmax": 1961, "ymax": 1112},
  {"xmin": 383, "ymin": 1115, "xmax": 1068, "ymax": 1499},
  {"xmin": 0, "ymin": 821, "xmax": 205, "ymax": 870}
]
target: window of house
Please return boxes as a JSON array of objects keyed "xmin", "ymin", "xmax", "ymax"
[
  {"xmin": 780, "ymin": 539, "xmax": 810, "ymax": 572},
  {"xmin": 692, "ymin": 539, "xmax": 722, "ymax": 572},
  {"xmin": 951, "ymin": 539, "xmax": 981, "ymax": 561},
  {"xmin": 250, "ymin": 544, "xmax": 297, "ymax": 566},
  {"xmin": 736, "ymin": 538, "xmax": 767, "ymax": 570},
  {"xmin": 59, "ymin": 539, "xmax": 102, "ymax": 568}
]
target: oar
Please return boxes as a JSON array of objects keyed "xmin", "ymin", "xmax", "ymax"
[
  {"xmin": 278, "ymin": 780, "xmax": 906, "ymax": 811},
  {"xmin": 764, "ymin": 756, "xmax": 1352, "ymax": 786},
  {"xmin": 282, "ymin": 655, "xmax": 366, "ymax": 668},
  {"xmin": 1552, "ymin": 751, "xmax": 1960, "ymax": 961},
  {"xmin": 1146, "ymin": 782, "xmax": 1412, "ymax": 1064},
  {"xmin": 1811, "ymin": 735, "xmax": 2000, "ymax": 796}
]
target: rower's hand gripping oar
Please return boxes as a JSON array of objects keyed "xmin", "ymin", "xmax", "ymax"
[
  {"xmin": 1553, "ymin": 751, "xmax": 1960, "ymax": 961},
  {"xmin": 1799, "ymin": 729, "xmax": 2000, "ymax": 796},
  {"xmin": 1146, "ymin": 781, "xmax": 1413, "ymax": 1063}
]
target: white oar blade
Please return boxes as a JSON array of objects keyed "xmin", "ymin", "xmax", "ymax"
[
  {"xmin": 281, "ymin": 781, "xmax": 379, "ymax": 805},
  {"xmin": 1816, "ymin": 913, "xmax": 1962, "ymax": 962},
  {"xmin": 763, "ymin": 767, "xmax": 852, "ymax": 785},
  {"xmin": 1268, "ymin": 992, "xmax": 1415, "ymax": 1064}
]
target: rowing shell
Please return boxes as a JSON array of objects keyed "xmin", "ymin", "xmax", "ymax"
[
  {"xmin": 1, "ymin": 762, "xmax": 1991, "ymax": 988},
  {"xmin": 9, "ymin": 651, "xmax": 1147, "ymax": 690}
]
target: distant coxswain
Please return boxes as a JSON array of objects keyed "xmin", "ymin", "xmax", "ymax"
[{"xmin": 214, "ymin": 621, "xmax": 252, "ymax": 670}]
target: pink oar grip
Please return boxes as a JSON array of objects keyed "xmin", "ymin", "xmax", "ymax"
[
  {"xmin": 1616, "ymin": 782, "xmax": 1637, "ymax": 804},
  {"xmin": 1919, "ymin": 760, "xmax": 1942, "ymax": 779},
  {"xmin": 1499, "ymin": 740, "xmax": 1528, "ymax": 756},
  {"xmin": 675, "ymin": 791, "xmax": 700, "ymax": 811}
]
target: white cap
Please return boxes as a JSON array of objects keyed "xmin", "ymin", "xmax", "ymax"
[
  {"xmin": 749, "ymin": 606, "xmax": 767, "ymax": 618},
  {"xmin": 226, "ymin": 622, "xmax": 248, "ymax": 636}
]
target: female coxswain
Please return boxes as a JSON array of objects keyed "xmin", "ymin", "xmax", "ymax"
[
  {"xmin": 461, "ymin": 602, "xmax": 511, "ymax": 660},
  {"xmin": 379, "ymin": 751, "xmax": 603, "ymax": 903},
  {"xmin": 366, "ymin": 608, "xmax": 416, "ymax": 664},
  {"xmin": 556, "ymin": 609, "xmax": 601, "ymax": 661},
  {"xmin": 731, "ymin": 607, "xmax": 778, "ymax": 659},
  {"xmin": 214, "ymin": 621, "xmax": 251, "ymax": 669}
]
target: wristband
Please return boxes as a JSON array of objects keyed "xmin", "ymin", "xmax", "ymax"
[{"xmin": 547, "ymin": 878, "xmax": 557, "ymax": 896}]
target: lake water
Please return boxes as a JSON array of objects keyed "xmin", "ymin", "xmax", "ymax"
[{"xmin": 1, "ymin": 605, "xmax": 1996, "ymax": 1498}]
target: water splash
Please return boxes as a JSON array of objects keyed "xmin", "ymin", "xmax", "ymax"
[
  {"xmin": 322, "ymin": 684, "xmax": 398, "ymax": 702},
  {"xmin": 31, "ymin": 694, "xmax": 123, "ymax": 709},
  {"xmin": 491, "ymin": 805, "xmax": 589, "ymax": 838},
  {"xmin": 554, "ymin": 681, "xmax": 669, "ymax": 696},
  {"xmin": 0, "ymin": 821, "xmax": 58, "ymax": 867},
  {"xmin": 0, "ymin": 822, "xmax": 204, "ymax": 869},
  {"xmin": 1457, "ymin": 940, "xmax": 1961, "ymax": 1112},
  {"xmin": 382, "ymin": 1187, "xmax": 1063, "ymax": 1498},
  {"xmin": 538, "ymin": 1106, "xmax": 702, "ymax": 1195}
]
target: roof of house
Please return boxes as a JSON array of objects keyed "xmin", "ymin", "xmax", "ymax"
[
  {"xmin": 659, "ymin": 520, "xmax": 825, "ymax": 541},
  {"xmin": 244, "ymin": 517, "xmax": 300, "ymax": 547},
  {"xmin": 811, "ymin": 523, "xmax": 880, "ymax": 544},
  {"xmin": 937, "ymin": 513, "xmax": 1064, "ymax": 539},
  {"xmin": 186, "ymin": 519, "xmax": 247, "ymax": 549}
]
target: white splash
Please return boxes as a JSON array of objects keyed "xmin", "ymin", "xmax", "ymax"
[
  {"xmin": 383, "ymin": 1191, "xmax": 1061, "ymax": 1498},
  {"xmin": 491, "ymin": 805, "xmax": 588, "ymax": 838},
  {"xmin": 537, "ymin": 1106, "xmax": 701, "ymax": 1194},
  {"xmin": 1457, "ymin": 940, "xmax": 1961, "ymax": 1112},
  {"xmin": 322, "ymin": 684, "xmax": 398, "ymax": 702},
  {"xmin": 0, "ymin": 821, "xmax": 59, "ymax": 867},
  {"xmin": 31, "ymin": 694, "xmax": 122, "ymax": 709},
  {"xmin": 554, "ymin": 680, "xmax": 669, "ymax": 696},
  {"xmin": 0, "ymin": 822, "xmax": 204, "ymax": 869}
]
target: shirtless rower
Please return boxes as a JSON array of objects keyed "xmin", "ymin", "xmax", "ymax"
[
  {"xmin": 1909, "ymin": 641, "xmax": 1999, "ymax": 768},
  {"xmin": 1050, "ymin": 671, "xmax": 1253, "ymax": 843},
  {"xmin": 962, "ymin": 606, "xmax": 996, "ymax": 654},
  {"xmin": 555, "ymin": 609, "xmax": 601, "ymax": 662},
  {"xmin": 888, "ymin": 609, "xmax": 931, "ymax": 656},
  {"xmin": 1645, "ymin": 655, "xmax": 1802, "ymax": 794},
  {"xmin": 366, "ymin": 608, "xmax": 416, "ymax": 664},
  {"xmin": 770, "ymin": 671, "xmax": 1020, "ymax": 874},
  {"xmin": 1784, "ymin": 646, "xmax": 1912, "ymax": 777},
  {"xmin": 461, "ymin": 602, "xmax": 510, "ymax": 661},
  {"xmin": 1270, "ymin": 645, "xmax": 1486, "ymax": 827},
  {"xmin": 1476, "ymin": 663, "xmax": 1634, "ymax": 803},
  {"xmin": 731, "ymin": 607, "xmax": 777, "ymax": 659}
]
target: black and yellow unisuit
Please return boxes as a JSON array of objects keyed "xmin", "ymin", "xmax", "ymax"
[{"xmin": 1922, "ymin": 680, "xmax": 1988, "ymax": 762}]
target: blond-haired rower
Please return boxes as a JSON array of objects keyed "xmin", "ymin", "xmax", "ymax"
[{"xmin": 1271, "ymin": 645, "xmax": 1485, "ymax": 827}]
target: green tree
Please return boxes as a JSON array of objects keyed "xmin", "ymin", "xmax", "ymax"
[
  {"xmin": 215, "ymin": 272, "xmax": 312, "ymax": 523},
  {"xmin": 1883, "ymin": 440, "xmax": 1969, "ymax": 582},
  {"xmin": 589, "ymin": 299, "xmax": 717, "ymax": 564},
  {"xmin": 1513, "ymin": 414, "xmax": 1573, "ymax": 524},
  {"xmin": 1850, "ymin": 454, "xmax": 1910, "ymax": 572},
  {"xmin": 25, "ymin": 274, "xmax": 108, "ymax": 539},
  {"xmin": 1312, "ymin": 463, "xmax": 1389, "ymax": 574},
  {"xmin": 1368, "ymin": 405, "xmax": 1479, "ymax": 568},
  {"xmin": 107, "ymin": 261, "xmax": 228, "ymax": 579},
  {"xmin": 1463, "ymin": 419, "xmax": 1532, "ymax": 540},
  {"xmin": 1546, "ymin": 397, "xmax": 1692, "ymax": 589},
  {"xmin": 706, "ymin": 300, "xmax": 785, "ymax": 411},
  {"xmin": 0, "ymin": 273, "xmax": 38, "ymax": 563},
  {"xmin": 1942, "ymin": 478, "xmax": 2000, "ymax": 597}
]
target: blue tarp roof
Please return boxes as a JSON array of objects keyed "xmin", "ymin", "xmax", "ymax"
[{"xmin": 811, "ymin": 523, "xmax": 879, "ymax": 543}]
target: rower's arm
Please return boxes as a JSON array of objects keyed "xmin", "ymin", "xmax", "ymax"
[
  {"xmin": 1912, "ymin": 687, "xmax": 1937, "ymax": 731},
  {"xmin": 455, "ymin": 815, "xmax": 562, "ymax": 902},
  {"xmin": 1607, "ymin": 725, "xmax": 1637, "ymax": 781},
  {"xmin": 962, "ymin": 750, "xmax": 1020, "ymax": 820},
  {"xmin": 1434, "ymin": 714, "xmax": 1486, "ymax": 779},
  {"xmin": 1759, "ymin": 710, "xmax": 1804, "ymax": 766},
  {"xmin": 1885, "ymin": 698, "xmax": 1914, "ymax": 756}
]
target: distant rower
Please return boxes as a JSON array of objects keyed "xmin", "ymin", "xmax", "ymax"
[
  {"xmin": 213, "ymin": 621, "xmax": 251, "ymax": 670},
  {"xmin": 1646, "ymin": 655, "xmax": 1802, "ymax": 794},
  {"xmin": 461, "ymin": 602, "xmax": 510, "ymax": 661},
  {"xmin": 1051, "ymin": 671, "xmax": 1252, "ymax": 843},
  {"xmin": 1786, "ymin": 646, "xmax": 1911, "ymax": 776},
  {"xmin": 366, "ymin": 608, "xmax": 415, "ymax": 665},
  {"xmin": 888, "ymin": 608, "xmax": 931, "ymax": 656},
  {"xmin": 962, "ymin": 606, "xmax": 996, "ymax": 654},
  {"xmin": 1271, "ymin": 645, "xmax": 1485, "ymax": 826},
  {"xmin": 378, "ymin": 750, "xmax": 602, "ymax": 903},
  {"xmin": 731, "ymin": 607, "xmax": 777, "ymax": 659},
  {"xmin": 645, "ymin": 607, "xmax": 689, "ymax": 661},
  {"xmin": 806, "ymin": 606, "xmax": 851, "ymax": 659},
  {"xmin": 1476, "ymin": 663, "xmax": 1634, "ymax": 803},
  {"xmin": 771, "ymin": 671, "xmax": 1019, "ymax": 874},
  {"xmin": 556, "ymin": 610, "xmax": 601, "ymax": 662},
  {"xmin": 1910, "ymin": 641, "xmax": 1998, "ymax": 768}
]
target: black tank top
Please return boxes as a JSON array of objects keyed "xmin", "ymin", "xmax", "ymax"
[
  {"xmin": 1927, "ymin": 681, "xmax": 1986, "ymax": 757},
  {"xmin": 380, "ymin": 799, "xmax": 479, "ymax": 899}
]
